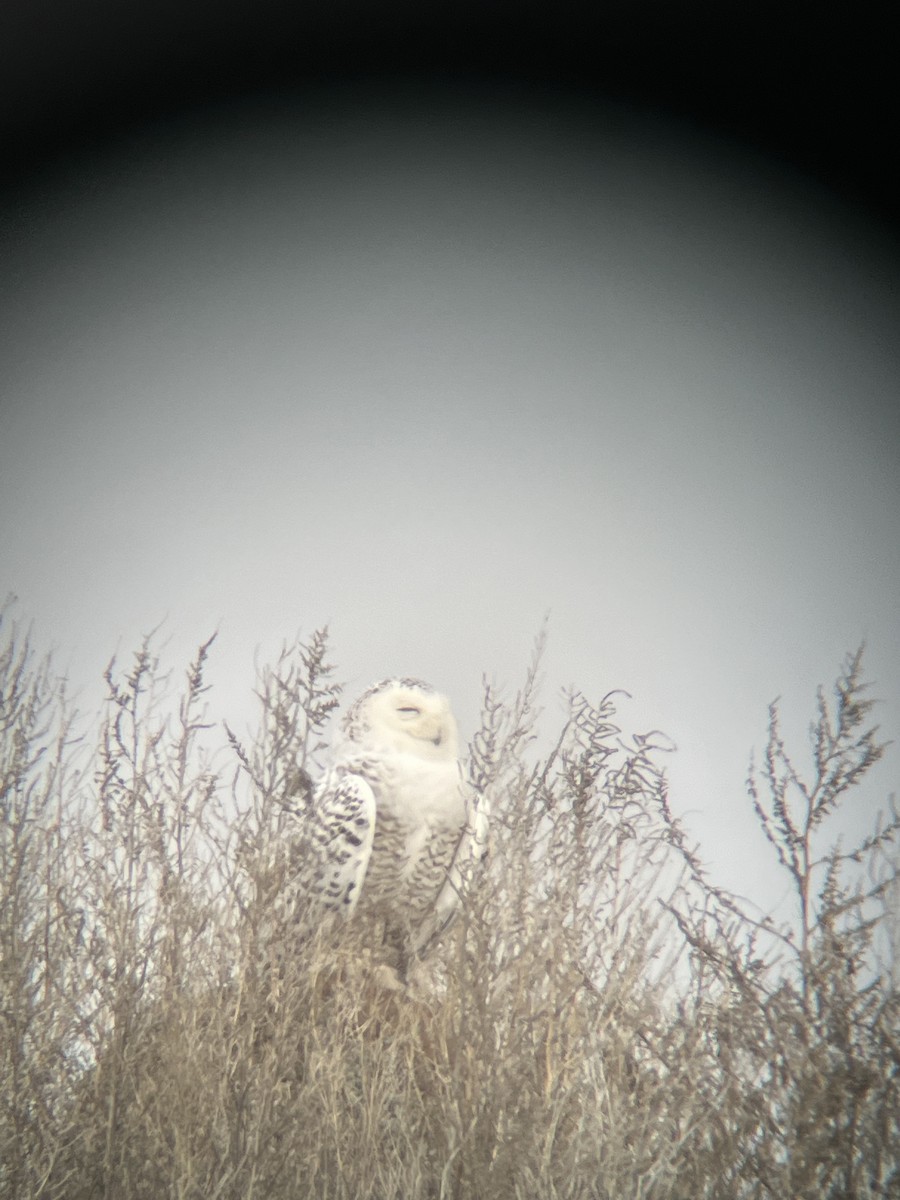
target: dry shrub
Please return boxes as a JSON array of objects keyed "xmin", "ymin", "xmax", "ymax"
[{"xmin": 1, "ymin": 604, "xmax": 897, "ymax": 1200}]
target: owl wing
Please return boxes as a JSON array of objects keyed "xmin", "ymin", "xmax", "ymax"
[
  {"xmin": 307, "ymin": 767, "xmax": 377, "ymax": 915},
  {"xmin": 410, "ymin": 786, "xmax": 490, "ymax": 957}
]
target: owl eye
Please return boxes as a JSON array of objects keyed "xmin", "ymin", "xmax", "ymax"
[{"xmin": 397, "ymin": 706, "xmax": 420, "ymax": 717}]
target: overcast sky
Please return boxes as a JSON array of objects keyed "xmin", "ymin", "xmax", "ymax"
[{"xmin": 2, "ymin": 84, "xmax": 898, "ymax": 916}]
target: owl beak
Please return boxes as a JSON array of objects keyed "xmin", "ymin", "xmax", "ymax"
[{"xmin": 414, "ymin": 714, "xmax": 444, "ymax": 746}]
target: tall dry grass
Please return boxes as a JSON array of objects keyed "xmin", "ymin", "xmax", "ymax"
[{"xmin": 1, "ymin": 604, "xmax": 897, "ymax": 1199}]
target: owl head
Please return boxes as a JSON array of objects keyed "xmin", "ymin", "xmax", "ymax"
[{"xmin": 340, "ymin": 678, "xmax": 460, "ymax": 760}]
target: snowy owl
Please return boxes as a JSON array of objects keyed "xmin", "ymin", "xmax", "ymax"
[{"xmin": 302, "ymin": 678, "xmax": 488, "ymax": 977}]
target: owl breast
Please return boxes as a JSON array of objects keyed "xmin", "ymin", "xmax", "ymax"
[{"xmin": 359, "ymin": 754, "xmax": 468, "ymax": 924}]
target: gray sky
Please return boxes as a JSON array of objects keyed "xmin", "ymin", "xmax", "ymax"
[{"xmin": 2, "ymin": 85, "xmax": 898, "ymax": 916}]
